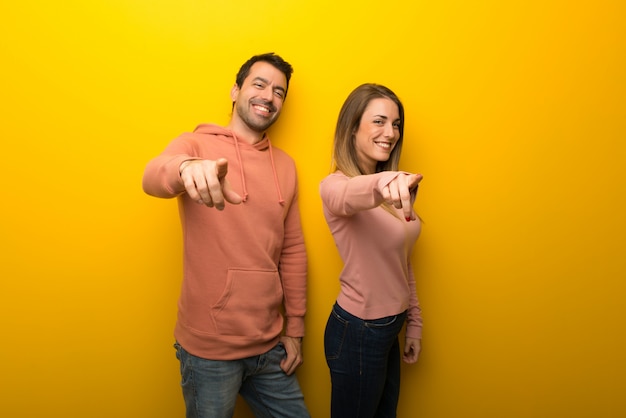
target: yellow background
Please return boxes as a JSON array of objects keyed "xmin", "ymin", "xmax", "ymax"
[{"xmin": 1, "ymin": 1, "xmax": 625, "ymax": 417}]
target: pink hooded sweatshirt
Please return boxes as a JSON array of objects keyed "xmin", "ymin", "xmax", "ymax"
[{"xmin": 142, "ymin": 124, "xmax": 307, "ymax": 360}]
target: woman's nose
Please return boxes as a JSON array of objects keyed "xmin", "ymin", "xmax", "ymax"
[{"xmin": 383, "ymin": 123, "xmax": 395, "ymax": 138}]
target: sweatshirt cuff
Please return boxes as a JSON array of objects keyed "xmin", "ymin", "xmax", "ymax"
[
  {"xmin": 165, "ymin": 156, "xmax": 199, "ymax": 194},
  {"xmin": 405, "ymin": 323, "xmax": 423, "ymax": 340},
  {"xmin": 284, "ymin": 316, "xmax": 305, "ymax": 338}
]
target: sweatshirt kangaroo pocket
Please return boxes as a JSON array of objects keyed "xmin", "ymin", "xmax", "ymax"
[{"xmin": 211, "ymin": 268, "xmax": 284, "ymax": 338}]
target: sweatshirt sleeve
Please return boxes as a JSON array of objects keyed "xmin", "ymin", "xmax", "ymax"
[
  {"xmin": 320, "ymin": 171, "xmax": 405, "ymax": 216},
  {"xmin": 405, "ymin": 260, "xmax": 423, "ymax": 339},
  {"xmin": 279, "ymin": 178, "xmax": 307, "ymax": 338},
  {"xmin": 142, "ymin": 134, "xmax": 201, "ymax": 198}
]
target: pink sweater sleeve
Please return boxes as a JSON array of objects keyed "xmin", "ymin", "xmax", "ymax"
[
  {"xmin": 406, "ymin": 260, "xmax": 423, "ymax": 339},
  {"xmin": 320, "ymin": 171, "xmax": 403, "ymax": 215}
]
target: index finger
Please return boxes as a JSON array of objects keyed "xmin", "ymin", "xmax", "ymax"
[{"xmin": 399, "ymin": 175, "xmax": 414, "ymax": 221}]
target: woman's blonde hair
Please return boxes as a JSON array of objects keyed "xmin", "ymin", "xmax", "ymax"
[{"xmin": 332, "ymin": 83, "xmax": 405, "ymax": 176}]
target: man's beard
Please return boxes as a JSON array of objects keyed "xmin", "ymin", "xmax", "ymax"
[{"xmin": 235, "ymin": 100, "xmax": 278, "ymax": 132}]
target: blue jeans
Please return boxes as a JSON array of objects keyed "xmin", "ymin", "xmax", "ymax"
[
  {"xmin": 324, "ymin": 303, "xmax": 407, "ymax": 418},
  {"xmin": 174, "ymin": 342, "xmax": 310, "ymax": 418}
]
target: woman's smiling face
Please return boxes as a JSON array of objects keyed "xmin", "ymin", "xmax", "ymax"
[{"xmin": 353, "ymin": 97, "xmax": 401, "ymax": 174}]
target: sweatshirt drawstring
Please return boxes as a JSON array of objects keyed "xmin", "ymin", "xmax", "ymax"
[
  {"xmin": 268, "ymin": 139, "xmax": 285, "ymax": 205},
  {"xmin": 231, "ymin": 132, "xmax": 249, "ymax": 202},
  {"xmin": 231, "ymin": 131, "xmax": 284, "ymax": 205}
]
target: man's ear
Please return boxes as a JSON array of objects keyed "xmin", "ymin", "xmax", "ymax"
[{"xmin": 230, "ymin": 84, "xmax": 239, "ymax": 102}]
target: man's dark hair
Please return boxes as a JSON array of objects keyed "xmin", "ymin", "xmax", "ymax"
[{"xmin": 235, "ymin": 52, "xmax": 294, "ymax": 99}]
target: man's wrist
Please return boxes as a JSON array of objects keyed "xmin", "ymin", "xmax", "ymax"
[
  {"xmin": 283, "ymin": 335, "xmax": 303, "ymax": 342},
  {"xmin": 179, "ymin": 160, "xmax": 193, "ymax": 176}
]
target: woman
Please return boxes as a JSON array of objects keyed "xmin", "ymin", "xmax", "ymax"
[{"xmin": 320, "ymin": 83, "xmax": 423, "ymax": 417}]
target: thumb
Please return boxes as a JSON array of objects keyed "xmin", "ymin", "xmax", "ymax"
[
  {"xmin": 409, "ymin": 173, "xmax": 423, "ymax": 190},
  {"xmin": 215, "ymin": 158, "xmax": 229, "ymax": 180}
]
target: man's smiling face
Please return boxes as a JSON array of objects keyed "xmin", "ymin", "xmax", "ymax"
[{"xmin": 231, "ymin": 61, "xmax": 287, "ymax": 133}]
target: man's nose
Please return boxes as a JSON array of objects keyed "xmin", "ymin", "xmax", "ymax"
[{"xmin": 260, "ymin": 87, "xmax": 274, "ymax": 101}]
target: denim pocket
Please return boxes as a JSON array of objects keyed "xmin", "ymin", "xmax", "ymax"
[
  {"xmin": 364, "ymin": 314, "xmax": 400, "ymax": 328},
  {"xmin": 324, "ymin": 306, "xmax": 349, "ymax": 361},
  {"xmin": 174, "ymin": 342, "xmax": 192, "ymax": 386}
]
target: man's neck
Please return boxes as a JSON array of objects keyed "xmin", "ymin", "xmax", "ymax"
[{"xmin": 226, "ymin": 120, "xmax": 265, "ymax": 145}]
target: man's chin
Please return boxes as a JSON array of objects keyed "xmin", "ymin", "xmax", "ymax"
[{"xmin": 248, "ymin": 118, "xmax": 277, "ymax": 133}]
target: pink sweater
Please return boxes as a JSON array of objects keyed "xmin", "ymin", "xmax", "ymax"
[
  {"xmin": 143, "ymin": 124, "xmax": 307, "ymax": 359},
  {"xmin": 320, "ymin": 171, "xmax": 423, "ymax": 339}
]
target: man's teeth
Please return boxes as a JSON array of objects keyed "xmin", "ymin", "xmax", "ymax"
[{"xmin": 254, "ymin": 105, "xmax": 270, "ymax": 112}]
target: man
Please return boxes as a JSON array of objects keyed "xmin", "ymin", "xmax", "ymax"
[{"xmin": 142, "ymin": 53, "xmax": 309, "ymax": 418}]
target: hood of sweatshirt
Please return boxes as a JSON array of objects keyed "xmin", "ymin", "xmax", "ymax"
[{"xmin": 193, "ymin": 123, "xmax": 285, "ymax": 205}]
